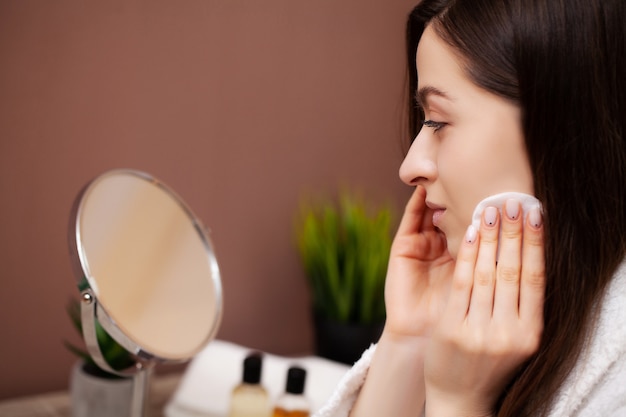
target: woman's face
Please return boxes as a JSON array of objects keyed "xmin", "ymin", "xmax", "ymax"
[{"xmin": 400, "ymin": 25, "xmax": 534, "ymax": 257}]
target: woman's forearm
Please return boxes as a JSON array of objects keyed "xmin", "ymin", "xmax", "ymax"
[{"xmin": 350, "ymin": 332, "xmax": 427, "ymax": 417}]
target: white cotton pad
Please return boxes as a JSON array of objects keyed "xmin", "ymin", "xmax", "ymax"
[
  {"xmin": 471, "ymin": 192, "xmax": 541, "ymax": 230},
  {"xmin": 471, "ymin": 192, "xmax": 542, "ymax": 259}
]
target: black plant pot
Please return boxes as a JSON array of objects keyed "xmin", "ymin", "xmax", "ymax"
[{"xmin": 313, "ymin": 315, "xmax": 384, "ymax": 365}]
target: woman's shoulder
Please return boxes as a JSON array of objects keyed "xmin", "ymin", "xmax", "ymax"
[
  {"xmin": 560, "ymin": 344, "xmax": 626, "ymax": 416},
  {"xmin": 548, "ymin": 258, "xmax": 626, "ymax": 416}
]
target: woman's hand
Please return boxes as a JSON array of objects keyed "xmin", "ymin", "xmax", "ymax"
[
  {"xmin": 383, "ymin": 185, "xmax": 455, "ymax": 341},
  {"xmin": 350, "ymin": 186, "xmax": 456, "ymax": 417},
  {"xmin": 423, "ymin": 199, "xmax": 545, "ymax": 417}
]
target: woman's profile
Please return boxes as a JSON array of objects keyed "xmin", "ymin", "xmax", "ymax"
[{"xmin": 315, "ymin": 0, "xmax": 626, "ymax": 416}]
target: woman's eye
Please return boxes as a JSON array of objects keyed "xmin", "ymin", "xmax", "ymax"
[{"xmin": 422, "ymin": 119, "xmax": 447, "ymax": 132}]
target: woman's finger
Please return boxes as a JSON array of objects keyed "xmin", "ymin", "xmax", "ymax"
[
  {"xmin": 519, "ymin": 206, "xmax": 545, "ymax": 324},
  {"xmin": 396, "ymin": 186, "xmax": 429, "ymax": 236},
  {"xmin": 445, "ymin": 225, "xmax": 479, "ymax": 322},
  {"xmin": 468, "ymin": 206, "xmax": 500, "ymax": 323},
  {"xmin": 493, "ymin": 199, "xmax": 523, "ymax": 319}
]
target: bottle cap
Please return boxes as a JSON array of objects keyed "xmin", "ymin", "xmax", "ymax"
[
  {"xmin": 285, "ymin": 366, "xmax": 307, "ymax": 394},
  {"xmin": 242, "ymin": 352, "xmax": 263, "ymax": 384}
]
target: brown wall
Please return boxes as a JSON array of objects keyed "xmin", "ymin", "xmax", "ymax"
[{"xmin": 0, "ymin": 0, "xmax": 415, "ymax": 399}]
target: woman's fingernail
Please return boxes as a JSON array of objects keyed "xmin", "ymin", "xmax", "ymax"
[
  {"xmin": 465, "ymin": 225, "xmax": 477, "ymax": 243},
  {"xmin": 484, "ymin": 206, "xmax": 498, "ymax": 226},
  {"xmin": 505, "ymin": 198, "xmax": 520, "ymax": 220},
  {"xmin": 529, "ymin": 206, "xmax": 543, "ymax": 228}
]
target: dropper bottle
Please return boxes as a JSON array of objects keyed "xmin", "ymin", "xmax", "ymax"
[
  {"xmin": 228, "ymin": 352, "xmax": 270, "ymax": 417},
  {"xmin": 272, "ymin": 366, "xmax": 310, "ymax": 417}
]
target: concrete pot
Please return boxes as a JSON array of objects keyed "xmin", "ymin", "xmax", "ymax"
[{"xmin": 69, "ymin": 360, "xmax": 133, "ymax": 417}]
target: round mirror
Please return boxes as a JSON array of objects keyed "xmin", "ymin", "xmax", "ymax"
[{"xmin": 68, "ymin": 169, "xmax": 223, "ymax": 415}]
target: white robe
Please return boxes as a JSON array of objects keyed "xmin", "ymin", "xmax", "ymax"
[{"xmin": 314, "ymin": 261, "xmax": 626, "ymax": 417}]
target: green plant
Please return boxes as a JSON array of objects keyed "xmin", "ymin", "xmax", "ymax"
[
  {"xmin": 296, "ymin": 191, "xmax": 393, "ymax": 324},
  {"xmin": 64, "ymin": 297, "xmax": 135, "ymax": 378}
]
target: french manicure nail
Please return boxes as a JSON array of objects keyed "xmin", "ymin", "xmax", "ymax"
[
  {"xmin": 465, "ymin": 225, "xmax": 477, "ymax": 243},
  {"xmin": 505, "ymin": 198, "xmax": 520, "ymax": 220},
  {"xmin": 484, "ymin": 206, "xmax": 497, "ymax": 226},
  {"xmin": 529, "ymin": 206, "xmax": 543, "ymax": 228}
]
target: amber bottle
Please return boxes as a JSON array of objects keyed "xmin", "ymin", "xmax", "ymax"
[{"xmin": 272, "ymin": 366, "xmax": 310, "ymax": 417}]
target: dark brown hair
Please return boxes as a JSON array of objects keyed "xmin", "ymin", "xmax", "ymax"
[{"xmin": 406, "ymin": 0, "xmax": 626, "ymax": 415}]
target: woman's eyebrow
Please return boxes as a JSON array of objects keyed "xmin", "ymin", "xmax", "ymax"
[{"xmin": 415, "ymin": 86, "xmax": 453, "ymax": 108}]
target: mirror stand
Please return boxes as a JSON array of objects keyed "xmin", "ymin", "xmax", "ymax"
[
  {"xmin": 80, "ymin": 289, "xmax": 154, "ymax": 417},
  {"xmin": 130, "ymin": 364, "xmax": 153, "ymax": 417},
  {"xmin": 69, "ymin": 169, "xmax": 223, "ymax": 417}
]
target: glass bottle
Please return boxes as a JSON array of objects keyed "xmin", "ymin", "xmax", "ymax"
[
  {"xmin": 228, "ymin": 352, "xmax": 270, "ymax": 417},
  {"xmin": 272, "ymin": 366, "xmax": 310, "ymax": 417}
]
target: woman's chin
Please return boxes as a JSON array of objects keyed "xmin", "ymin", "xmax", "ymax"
[
  {"xmin": 435, "ymin": 226, "xmax": 459, "ymax": 259},
  {"xmin": 445, "ymin": 234, "xmax": 461, "ymax": 259}
]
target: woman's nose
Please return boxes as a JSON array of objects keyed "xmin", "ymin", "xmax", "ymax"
[{"xmin": 399, "ymin": 132, "xmax": 437, "ymax": 186}]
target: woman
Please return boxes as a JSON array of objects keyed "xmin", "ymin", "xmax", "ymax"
[{"xmin": 315, "ymin": 0, "xmax": 626, "ymax": 416}]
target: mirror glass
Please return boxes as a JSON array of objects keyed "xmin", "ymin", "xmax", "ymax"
[{"xmin": 70, "ymin": 169, "xmax": 222, "ymax": 362}]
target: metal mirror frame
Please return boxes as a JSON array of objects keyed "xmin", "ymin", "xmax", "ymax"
[{"xmin": 68, "ymin": 169, "xmax": 223, "ymax": 416}]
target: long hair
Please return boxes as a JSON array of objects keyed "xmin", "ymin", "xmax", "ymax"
[{"xmin": 406, "ymin": 0, "xmax": 626, "ymax": 415}]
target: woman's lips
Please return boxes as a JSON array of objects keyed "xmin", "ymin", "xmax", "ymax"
[
  {"xmin": 426, "ymin": 201, "xmax": 446, "ymax": 228},
  {"xmin": 432, "ymin": 209, "xmax": 446, "ymax": 227}
]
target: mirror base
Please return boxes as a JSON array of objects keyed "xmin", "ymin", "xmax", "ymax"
[{"xmin": 80, "ymin": 289, "xmax": 154, "ymax": 417}]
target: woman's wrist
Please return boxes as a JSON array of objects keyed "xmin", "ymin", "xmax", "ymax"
[
  {"xmin": 379, "ymin": 327, "xmax": 430, "ymax": 349},
  {"xmin": 425, "ymin": 401, "xmax": 494, "ymax": 417},
  {"xmin": 424, "ymin": 387, "xmax": 495, "ymax": 417}
]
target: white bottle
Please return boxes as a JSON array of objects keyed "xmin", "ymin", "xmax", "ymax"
[{"xmin": 228, "ymin": 352, "xmax": 270, "ymax": 417}]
